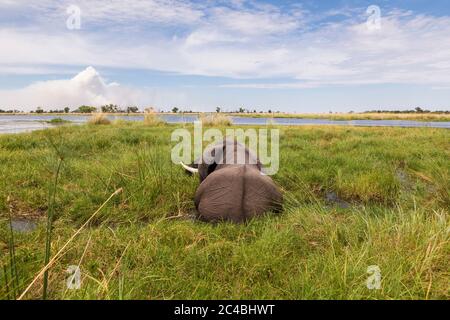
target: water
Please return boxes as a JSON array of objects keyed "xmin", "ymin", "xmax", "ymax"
[
  {"xmin": 11, "ymin": 218, "xmax": 38, "ymax": 233},
  {"xmin": 325, "ymin": 191, "xmax": 351, "ymax": 209},
  {"xmin": 0, "ymin": 114, "xmax": 449, "ymax": 134}
]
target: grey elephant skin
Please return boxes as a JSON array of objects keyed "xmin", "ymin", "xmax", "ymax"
[{"xmin": 182, "ymin": 139, "xmax": 283, "ymax": 223}]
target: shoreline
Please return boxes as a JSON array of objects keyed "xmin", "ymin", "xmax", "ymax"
[
  {"xmin": 0, "ymin": 112, "xmax": 449, "ymax": 122},
  {"xmin": 1, "ymin": 121, "xmax": 449, "ymax": 137}
]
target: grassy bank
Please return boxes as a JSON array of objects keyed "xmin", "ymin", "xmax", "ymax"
[
  {"xmin": 226, "ymin": 112, "xmax": 450, "ymax": 122},
  {"xmin": 0, "ymin": 122, "xmax": 448, "ymax": 299}
]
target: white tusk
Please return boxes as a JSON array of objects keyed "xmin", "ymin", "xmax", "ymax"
[{"xmin": 180, "ymin": 161, "xmax": 198, "ymax": 174}]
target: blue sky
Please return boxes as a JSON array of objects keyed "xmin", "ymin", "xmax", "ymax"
[{"xmin": 0, "ymin": 0, "xmax": 450, "ymax": 112}]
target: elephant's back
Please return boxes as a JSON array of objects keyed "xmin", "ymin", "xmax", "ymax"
[
  {"xmin": 242, "ymin": 167, "xmax": 283, "ymax": 219},
  {"xmin": 195, "ymin": 166, "xmax": 282, "ymax": 222}
]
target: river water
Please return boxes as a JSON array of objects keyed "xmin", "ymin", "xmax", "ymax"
[{"xmin": 0, "ymin": 114, "xmax": 449, "ymax": 134}]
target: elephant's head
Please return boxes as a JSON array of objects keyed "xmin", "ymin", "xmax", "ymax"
[{"xmin": 181, "ymin": 138, "xmax": 282, "ymax": 222}]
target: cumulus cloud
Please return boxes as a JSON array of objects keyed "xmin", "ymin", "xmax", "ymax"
[{"xmin": 0, "ymin": 67, "xmax": 152, "ymax": 110}]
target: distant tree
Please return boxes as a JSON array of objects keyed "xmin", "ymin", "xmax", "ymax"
[
  {"xmin": 268, "ymin": 110, "xmax": 272, "ymax": 114},
  {"xmin": 36, "ymin": 107, "xmax": 44, "ymax": 114},
  {"xmin": 101, "ymin": 104, "xmax": 120, "ymax": 113},
  {"xmin": 172, "ymin": 107, "xmax": 179, "ymax": 113},
  {"xmin": 64, "ymin": 107, "xmax": 70, "ymax": 113},
  {"xmin": 127, "ymin": 106, "xmax": 139, "ymax": 113},
  {"xmin": 238, "ymin": 107, "xmax": 245, "ymax": 113},
  {"xmin": 216, "ymin": 107, "xmax": 221, "ymax": 113},
  {"xmin": 75, "ymin": 105, "xmax": 97, "ymax": 113},
  {"xmin": 253, "ymin": 110, "xmax": 257, "ymax": 113},
  {"xmin": 415, "ymin": 107, "xmax": 424, "ymax": 113}
]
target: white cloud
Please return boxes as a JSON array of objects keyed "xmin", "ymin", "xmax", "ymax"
[
  {"xmin": 0, "ymin": 0, "xmax": 204, "ymax": 25},
  {"xmin": 208, "ymin": 5, "xmax": 301, "ymax": 36},
  {"xmin": 0, "ymin": 67, "xmax": 153, "ymax": 110},
  {"xmin": 0, "ymin": 3, "xmax": 450, "ymax": 89}
]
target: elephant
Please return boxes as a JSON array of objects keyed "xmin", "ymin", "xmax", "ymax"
[{"xmin": 180, "ymin": 138, "xmax": 283, "ymax": 223}]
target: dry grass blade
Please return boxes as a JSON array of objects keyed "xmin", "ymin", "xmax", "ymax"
[
  {"xmin": 17, "ymin": 188, "xmax": 123, "ymax": 300},
  {"xmin": 199, "ymin": 113, "xmax": 232, "ymax": 126},
  {"xmin": 88, "ymin": 113, "xmax": 111, "ymax": 125},
  {"xmin": 107, "ymin": 241, "xmax": 131, "ymax": 284},
  {"xmin": 144, "ymin": 111, "xmax": 165, "ymax": 126}
]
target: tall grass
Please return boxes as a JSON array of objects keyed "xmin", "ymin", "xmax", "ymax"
[
  {"xmin": 111, "ymin": 118, "xmax": 128, "ymax": 126},
  {"xmin": 42, "ymin": 158, "xmax": 62, "ymax": 299},
  {"xmin": 199, "ymin": 113, "xmax": 232, "ymax": 126},
  {"xmin": 230, "ymin": 112, "xmax": 450, "ymax": 121},
  {"xmin": 143, "ymin": 111, "xmax": 165, "ymax": 126},
  {"xmin": 42, "ymin": 133, "xmax": 65, "ymax": 299},
  {"xmin": 18, "ymin": 188, "xmax": 123, "ymax": 300},
  {"xmin": 6, "ymin": 196, "xmax": 19, "ymax": 299},
  {"xmin": 88, "ymin": 113, "xmax": 111, "ymax": 125},
  {"xmin": 0, "ymin": 123, "xmax": 448, "ymax": 299},
  {"xmin": 2, "ymin": 264, "xmax": 11, "ymax": 299}
]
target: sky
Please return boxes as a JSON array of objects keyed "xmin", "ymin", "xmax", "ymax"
[{"xmin": 1, "ymin": 0, "xmax": 450, "ymax": 112}]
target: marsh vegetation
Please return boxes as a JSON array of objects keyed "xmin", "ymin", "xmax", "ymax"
[
  {"xmin": 229, "ymin": 112, "xmax": 450, "ymax": 122},
  {"xmin": 0, "ymin": 122, "xmax": 448, "ymax": 299}
]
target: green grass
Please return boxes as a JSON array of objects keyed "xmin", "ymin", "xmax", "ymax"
[
  {"xmin": 226, "ymin": 112, "xmax": 450, "ymax": 122},
  {"xmin": 199, "ymin": 113, "xmax": 232, "ymax": 126},
  {"xmin": 0, "ymin": 123, "xmax": 448, "ymax": 299},
  {"xmin": 44, "ymin": 118, "xmax": 71, "ymax": 125}
]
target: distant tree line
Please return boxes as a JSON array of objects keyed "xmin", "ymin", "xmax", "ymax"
[
  {"xmin": 0, "ymin": 109, "xmax": 21, "ymax": 113},
  {"xmin": 99, "ymin": 104, "xmax": 139, "ymax": 113},
  {"xmin": 214, "ymin": 107, "xmax": 280, "ymax": 114},
  {"xmin": 364, "ymin": 107, "xmax": 449, "ymax": 114},
  {"xmin": 0, "ymin": 105, "xmax": 142, "ymax": 114},
  {"xmin": 1, "ymin": 106, "xmax": 448, "ymax": 114}
]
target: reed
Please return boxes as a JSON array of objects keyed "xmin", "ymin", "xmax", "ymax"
[
  {"xmin": 228, "ymin": 112, "xmax": 450, "ymax": 121},
  {"xmin": 143, "ymin": 111, "xmax": 165, "ymax": 126},
  {"xmin": 42, "ymin": 158, "xmax": 63, "ymax": 299},
  {"xmin": 6, "ymin": 197, "xmax": 19, "ymax": 300},
  {"xmin": 88, "ymin": 113, "xmax": 111, "ymax": 125},
  {"xmin": 199, "ymin": 113, "xmax": 232, "ymax": 126},
  {"xmin": 41, "ymin": 132, "xmax": 65, "ymax": 299}
]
